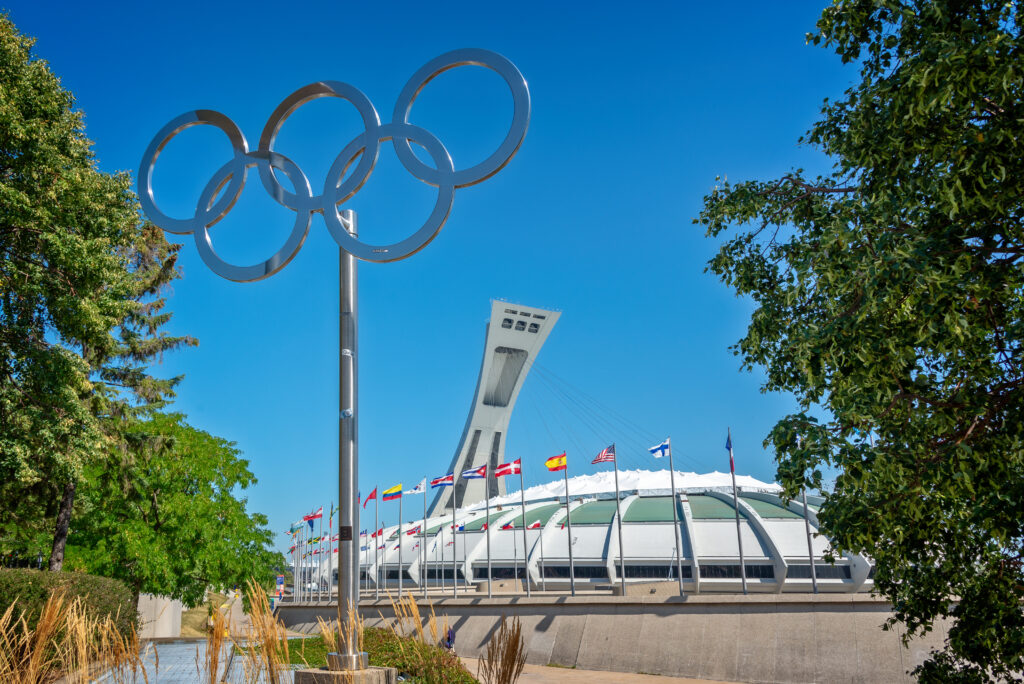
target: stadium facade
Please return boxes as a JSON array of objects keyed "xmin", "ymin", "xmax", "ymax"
[{"xmin": 316, "ymin": 469, "xmax": 873, "ymax": 594}]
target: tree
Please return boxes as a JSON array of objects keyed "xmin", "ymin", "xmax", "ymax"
[
  {"xmin": 695, "ymin": 1, "xmax": 1022, "ymax": 680},
  {"xmin": 0, "ymin": 15, "xmax": 195, "ymax": 568},
  {"xmin": 66, "ymin": 413, "xmax": 279, "ymax": 607}
]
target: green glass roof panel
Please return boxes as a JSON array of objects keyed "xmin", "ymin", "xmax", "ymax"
[
  {"xmin": 568, "ymin": 500, "xmax": 619, "ymax": 524},
  {"xmin": 463, "ymin": 510, "xmax": 513, "ymax": 531},
  {"xmin": 623, "ymin": 496, "xmax": 684, "ymax": 522},
  {"xmin": 687, "ymin": 495, "xmax": 740, "ymax": 519},
  {"xmin": 506, "ymin": 503, "xmax": 562, "ymax": 528},
  {"xmin": 740, "ymin": 496, "xmax": 802, "ymax": 519}
]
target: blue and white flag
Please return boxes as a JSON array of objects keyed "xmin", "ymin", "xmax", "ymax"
[{"xmin": 648, "ymin": 438, "xmax": 671, "ymax": 459}]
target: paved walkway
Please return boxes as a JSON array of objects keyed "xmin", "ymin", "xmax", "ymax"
[{"xmin": 460, "ymin": 657, "xmax": 733, "ymax": 684}]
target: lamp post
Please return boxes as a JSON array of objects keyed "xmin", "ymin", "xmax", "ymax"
[{"xmin": 138, "ymin": 48, "xmax": 529, "ymax": 673}]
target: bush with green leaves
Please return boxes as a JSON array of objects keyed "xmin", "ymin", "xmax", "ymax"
[{"xmin": 0, "ymin": 568, "xmax": 136, "ymax": 636}]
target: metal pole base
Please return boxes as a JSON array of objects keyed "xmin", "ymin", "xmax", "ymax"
[{"xmin": 327, "ymin": 652, "xmax": 370, "ymax": 671}]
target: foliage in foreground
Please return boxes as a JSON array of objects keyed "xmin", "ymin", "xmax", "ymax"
[
  {"xmin": 696, "ymin": 1, "xmax": 1023, "ymax": 680},
  {"xmin": 0, "ymin": 569, "xmax": 136, "ymax": 637},
  {"xmin": 66, "ymin": 413, "xmax": 281, "ymax": 607},
  {"xmin": 0, "ymin": 590, "xmax": 143, "ymax": 683}
]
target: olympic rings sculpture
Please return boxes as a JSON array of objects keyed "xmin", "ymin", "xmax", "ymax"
[{"xmin": 137, "ymin": 48, "xmax": 529, "ymax": 282}]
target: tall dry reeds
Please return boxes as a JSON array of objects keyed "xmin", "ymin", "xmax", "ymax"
[
  {"xmin": 198, "ymin": 601, "xmax": 230, "ymax": 683},
  {"xmin": 477, "ymin": 616, "xmax": 526, "ymax": 684},
  {"xmin": 0, "ymin": 591, "xmax": 144, "ymax": 684},
  {"xmin": 238, "ymin": 578, "xmax": 289, "ymax": 684}
]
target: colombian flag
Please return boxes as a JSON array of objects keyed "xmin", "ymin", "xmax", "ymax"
[
  {"xmin": 545, "ymin": 452, "xmax": 567, "ymax": 472},
  {"xmin": 382, "ymin": 484, "xmax": 402, "ymax": 501}
]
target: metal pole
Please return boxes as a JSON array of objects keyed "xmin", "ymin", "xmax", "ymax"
[
  {"xmin": 398, "ymin": 495, "xmax": 404, "ymax": 598},
  {"xmin": 423, "ymin": 480, "xmax": 428, "ymax": 599},
  {"xmin": 518, "ymin": 467, "xmax": 530, "ymax": 597},
  {"xmin": 338, "ymin": 209, "xmax": 365, "ymax": 669},
  {"xmin": 539, "ymin": 524, "xmax": 547, "ymax": 591},
  {"xmin": 612, "ymin": 446, "xmax": 625, "ymax": 595},
  {"xmin": 452, "ymin": 503, "xmax": 458, "ymax": 598},
  {"xmin": 485, "ymin": 468, "xmax": 493, "ymax": 598},
  {"xmin": 374, "ymin": 491, "xmax": 379, "ymax": 600},
  {"xmin": 328, "ymin": 505, "xmax": 333, "ymax": 602},
  {"xmin": 318, "ymin": 512, "xmax": 323, "ymax": 604},
  {"xmin": 563, "ymin": 465, "xmax": 576, "ymax": 597},
  {"xmin": 666, "ymin": 438, "xmax": 684, "ymax": 596},
  {"xmin": 802, "ymin": 488, "xmax": 818, "ymax": 593},
  {"xmin": 728, "ymin": 428, "xmax": 748, "ymax": 595}
]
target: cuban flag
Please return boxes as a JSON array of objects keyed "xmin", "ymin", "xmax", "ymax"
[
  {"xmin": 431, "ymin": 473, "xmax": 455, "ymax": 488},
  {"xmin": 648, "ymin": 438, "xmax": 671, "ymax": 459},
  {"xmin": 462, "ymin": 464, "xmax": 487, "ymax": 479}
]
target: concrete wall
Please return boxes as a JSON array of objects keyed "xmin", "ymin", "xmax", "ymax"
[
  {"xmin": 137, "ymin": 593, "xmax": 183, "ymax": 639},
  {"xmin": 276, "ymin": 594, "xmax": 948, "ymax": 683}
]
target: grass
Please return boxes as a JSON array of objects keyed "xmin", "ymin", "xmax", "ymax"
[{"xmin": 180, "ymin": 591, "xmax": 228, "ymax": 638}]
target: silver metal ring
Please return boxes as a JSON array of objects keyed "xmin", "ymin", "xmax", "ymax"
[{"xmin": 138, "ymin": 49, "xmax": 529, "ymax": 278}]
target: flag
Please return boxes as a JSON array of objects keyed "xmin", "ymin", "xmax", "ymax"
[
  {"xmin": 289, "ymin": 521, "xmax": 304, "ymax": 533},
  {"xmin": 481, "ymin": 522, "xmax": 488, "ymax": 531},
  {"xmin": 726, "ymin": 430, "xmax": 734, "ymax": 473},
  {"xmin": 303, "ymin": 506, "xmax": 323, "ymax": 521},
  {"xmin": 494, "ymin": 459, "xmax": 521, "ymax": 478},
  {"xmin": 501, "ymin": 522, "xmax": 514, "ymax": 530},
  {"xmin": 288, "ymin": 545, "xmax": 296, "ymax": 553},
  {"xmin": 462, "ymin": 465, "xmax": 486, "ymax": 479},
  {"xmin": 405, "ymin": 478, "xmax": 426, "ymax": 495},
  {"xmin": 382, "ymin": 484, "xmax": 402, "ymax": 501},
  {"xmin": 359, "ymin": 529, "xmax": 367, "ymax": 537},
  {"xmin": 371, "ymin": 527, "xmax": 384, "ymax": 538},
  {"xmin": 648, "ymin": 438, "xmax": 671, "ymax": 459},
  {"xmin": 591, "ymin": 445, "xmax": 615, "ymax": 464},
  {"xmin": 363, "ymin": 487, "xmax": 377, "ymax": 509},
  {"xmin": 446, "ymin": 541, "xmax": 454, "ymax": 546},
  {"xmin": 545, "ymin": 453, "xmax": 567, "ymax": 472},
  {"xmin": 527, "ymin": 521, "xmax": 541, "ymax": 529},
  {"xmin": 457, "ymin": 524, "xmax": 465, "ymax": 531},
  {"xmin": 431, "ymin": 473, "xmax": 455, "ymax": 488},
  {"xmin": 377, "ymin": 543, "xmax": 386, "ymax": 550},
  {"xmin": 308, "ymin": 519, "xmax": 314, "ymax": 531},
  {"xmin": 406, "ymin": 525, "xmax": 421, "ymax": 536},
  {"xmin": 329, "ymin": 501, "xmax": 337, "ymax": 527}
]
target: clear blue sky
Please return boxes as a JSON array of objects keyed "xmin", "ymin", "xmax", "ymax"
[{"xmin": 8, "ymin": 1, "xmax": 852, "ymax": 553}]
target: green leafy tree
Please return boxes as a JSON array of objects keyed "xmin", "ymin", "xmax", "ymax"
[
  {"xmin": 0, "ymin": 15, "xmax": 195, "ymax": 567},
  {"xmin": 696, "ymin": 1, "xmax": 1022, "ymax": 680},
  {"xmin": 66, "ymin": 413, "xmax": 279, "ymax": 607}
]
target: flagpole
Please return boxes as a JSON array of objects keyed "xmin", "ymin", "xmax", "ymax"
[
  {"xmin": 300, "ymin": 523, "xmax": 306, "ymax": 603},
  {"xmin": 802, "ymin": 487, "xmax": 818, "ymax": 593},
  {"xmin": 374, "ymin": 490, "xmax": 379, "ymax": 600},
  {"xmin": 422, "ymin": 478, "xmax": 428, "ymax": 600},
  {"xmin": 328, "ymin": 503, "xmax": 334, "ymax": 602},
  {"xmin": 666, "ymin": 438, "xmax": 684, "ymax": 596},
  {"xmin": 318, "ymin": 511, "xmax": 324, "ymax": 604},
  {"xmin": 452, "ymin": 499, "xmax": 457, "ymax": 598},
  {"xmin": 485, "ymin": 467, "xmax": 493, "ymax": 598},
  {"xmin": 728, "ymin": 428, "xmax": 748, "ymax": 594},
  {"xmin": 518, "ymin": 466, "xmax": 530, "ymax": 597},
  {"xmin": 398, "ymin": 494, "xmax": 404, "ymax": 599},
  {"xmin": 539, "ymin": 521, "xmax": 547, "ymax": 591},
  {"xmin": 563, "ymin": 463, "xmax": 576, "ymax": 597},
  {"xmin": 612, "ymin": 445, "xmax": 625, "ymax": 595}
]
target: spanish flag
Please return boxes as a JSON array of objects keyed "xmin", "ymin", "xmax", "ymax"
[
  {"xmin": 545, "ymin": 452, "xmax": 567, "ymax": 472},
  {"xmin": 382, "ymin": 483, "xmax": 402, "ymax": 501}
]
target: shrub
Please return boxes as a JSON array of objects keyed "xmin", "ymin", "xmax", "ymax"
[
  {"xmin": 364, "ymin": 627, "xmax": 475, "ymax": 684},
  {"xmin": 0, "ymin": 569, "xmax": 136, "ymax": 636}
]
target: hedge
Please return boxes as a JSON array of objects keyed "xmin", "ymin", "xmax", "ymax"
[{"xmin": 0, "ymin": 568, "xmax": 137, "ymax": 636}]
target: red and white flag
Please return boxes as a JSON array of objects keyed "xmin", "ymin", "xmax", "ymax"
[
  {"xmin": 527, "ymin": 521, "xmax": 541, "ymax": 529},
  {"xmin": 494, "ymin": 459, "xmax": 521, "ymax": 478},
  {"xmin": 303, "ymin": 506, "xmax": 323, "ymax": 521}
]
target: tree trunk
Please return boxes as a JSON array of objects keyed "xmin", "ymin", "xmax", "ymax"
[{"xmin": 49, "ymin": 477, "xmax": 76, "ymax": 571}]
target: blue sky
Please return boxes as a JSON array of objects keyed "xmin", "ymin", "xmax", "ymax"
[{"xmin": 7, "ymin": 1, "xmax": 852, "ymax": 553}]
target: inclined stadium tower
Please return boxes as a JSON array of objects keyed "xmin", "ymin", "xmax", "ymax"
[{"xmin": 314, "ymin": 301, "xmax": 874, "ymax": 594}]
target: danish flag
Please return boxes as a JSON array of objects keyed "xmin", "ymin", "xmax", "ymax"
[{"xmin": 494, "ymin": 459, "xmax": 521, "ymax": 478}]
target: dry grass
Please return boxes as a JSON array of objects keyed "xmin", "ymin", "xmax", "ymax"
[
  {"xmin": 476, "ymin": 616, "xmax": 526, "ymax": 684},
  {"xmin": 197, "ymin": 602, "xmax": 229, "ymax": 683},
  {"xmin": 0, "ymin": 591, "xmax": 144, "ymax": 684},
  {"xmin": 236, "ymin": 578, "xmax": 289, "ymax": 684}
]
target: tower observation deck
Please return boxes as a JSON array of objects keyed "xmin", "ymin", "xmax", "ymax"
[{"xmin": 428, "ymin": 301, "xmax": 560, "ymax": 515}]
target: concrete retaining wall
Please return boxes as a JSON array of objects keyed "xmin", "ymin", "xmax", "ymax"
[
  {"xmin": 276, "ymin": 594, "xmax": 947, "ymax": 683},
  {"xmin": 137, "ymin": 593, "xmax": 183, "ymax": 639}
]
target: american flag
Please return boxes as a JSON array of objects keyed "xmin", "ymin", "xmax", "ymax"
[{"xmin": 591, "ymin": 444, "xmax": 616, "ymax": 464}]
